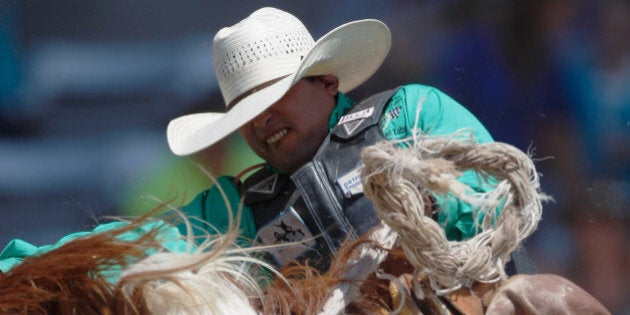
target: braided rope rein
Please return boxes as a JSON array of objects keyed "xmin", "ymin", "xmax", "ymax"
[{"xmin": 361, "ymin": 131, "xmax": 549, "ymax": 294}]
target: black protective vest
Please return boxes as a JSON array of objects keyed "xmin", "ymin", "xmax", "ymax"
[
  {"xmin": 242, "ymin": 89, "xmax": 397, "ymax": 270},
  {"xmin": 241, "ymin": 88, "xmax": 537, "ymax": 275}
]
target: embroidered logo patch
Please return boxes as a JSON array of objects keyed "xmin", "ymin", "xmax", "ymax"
[
  {"xmin": 382, "ymin": 105, "xmax": 401, "ymax": 129},
  {"xmin": 247, "ymin": 173, "xmax": 278, "ymax": 194},
  {"xmin": 337, "ymin": 107, "xmax": 375, "ymax": 125},
  {"xmin": 385, "ymin": 106, "xmax": 402, "ymax": 120},
  {"xmin": 257, "ymin": 207, "xmax": 316, "ymax": 266},
  {"xmin": 336, "ymin": 166, "xmax": 364, "ymax": 198}
]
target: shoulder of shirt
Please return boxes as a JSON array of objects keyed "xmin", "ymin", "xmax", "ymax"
[
  {"xmin": 393, "ymin": 83, "xmax": 441, "ymax": 97},
  {"xmin": 183, "ymin": 176, "xmax": 239, "ymax": 209},
  {"xmin": 383, "ymin": 83, "xmax": 437, "ymax": 109}
]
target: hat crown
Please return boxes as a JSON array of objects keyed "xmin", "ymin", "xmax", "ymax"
[{"xmin": 212, "ymin": 8, "xmax": 315, "ymax": 107}]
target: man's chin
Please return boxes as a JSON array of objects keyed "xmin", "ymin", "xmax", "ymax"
[{"xmin": 269, "ymin": 158, "xmax": 303, "ymax": 174}]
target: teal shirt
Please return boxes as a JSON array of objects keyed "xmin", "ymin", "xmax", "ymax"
[
  {"xmin": 0, "ymin": 84, "xmax": 495, "ymax": 271},
  {"xmin": 182, "ymin": 84, "xmax": 495, "ymax": 242}
]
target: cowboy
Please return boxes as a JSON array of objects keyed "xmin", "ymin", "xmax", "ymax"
[{"xmin": 167, "ymin": 7, "xmax": 496, "ymax": 270}]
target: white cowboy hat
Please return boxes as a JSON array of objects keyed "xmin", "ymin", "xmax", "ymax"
[{"xmin": 167, "ymin": 7, "xmax": 391, "ymax": 156}]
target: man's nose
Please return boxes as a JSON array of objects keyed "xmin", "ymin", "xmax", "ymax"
[{"xmin": 252, "ymin": 109, "xmax": 272, "ymax": 129}]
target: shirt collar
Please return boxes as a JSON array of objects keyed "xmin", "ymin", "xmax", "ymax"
[{"xmin": 328, "ymin": 92, "xmax": 355, "ymax": 130}]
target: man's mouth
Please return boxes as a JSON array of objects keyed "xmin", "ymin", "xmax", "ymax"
[{"xmin": 266, "ymin": 128, "xmax": 287, "ymax": 145}]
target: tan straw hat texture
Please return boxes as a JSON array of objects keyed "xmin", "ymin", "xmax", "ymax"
[{"xmin": 167, "ymin": 7, "xmax": 391, "ymax": 156}]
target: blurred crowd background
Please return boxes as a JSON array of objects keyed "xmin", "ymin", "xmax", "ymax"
[{"xmin": 1, "ymin": 0, "xmax": 628, "ymax": 312}]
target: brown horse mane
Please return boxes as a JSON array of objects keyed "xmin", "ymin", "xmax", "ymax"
[
  {"xmin": 0, "ymin": 213, "xmax": 167, "ymax": 314},
  {"xmin": 0, "ymin": 213, "xmax": 405, "ymax": 314},
  {"xmin": 261, "ymin": 233, "xmax": 413, "ymax": 314}
]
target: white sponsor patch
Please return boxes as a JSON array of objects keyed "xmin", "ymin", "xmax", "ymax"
[
  {"xmin": 257, "ymin": 207, "xmax": 316, "ymax": 266},
  {"xmin": 337, "ymin": 107, "xmax": 375, "ymax": 125},
  {"xmin": 336, "ymin": 167, "xmax": 364, "ymax": 198}
]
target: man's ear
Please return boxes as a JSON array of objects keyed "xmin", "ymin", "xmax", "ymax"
[{"xmin": 318, "ymin": 75, "xmax": 339, "ymax": 96}]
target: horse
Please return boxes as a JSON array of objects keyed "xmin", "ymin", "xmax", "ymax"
[{"xmin": 0, "ymin": 132, "xmax": 610, "ymax": 314}]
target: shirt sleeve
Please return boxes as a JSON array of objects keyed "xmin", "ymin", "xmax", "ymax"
[
  {"xmin": 0, "ymin": 221, "xmax": 190, "ymax": 275},
  {"xmin": 180, "ymin": 175, "xmax": 257, "ymax": 246},
  {"xmin": 381, "ymin": 84, "xmax": 496, "ymax": 241}
]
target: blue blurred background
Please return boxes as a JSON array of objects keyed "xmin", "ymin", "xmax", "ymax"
[{"xmin": 1, "ymin": 0, "xmax": 628, "ymax": 312}]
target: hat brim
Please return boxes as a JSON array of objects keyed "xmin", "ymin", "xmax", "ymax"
[{"xmin": 167, "ymin": 19, "xmax": 391, "ymax": 156}]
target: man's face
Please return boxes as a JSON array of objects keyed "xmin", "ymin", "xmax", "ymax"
[{"xmin": 239, "ymin": 75, "xmax": 338, "ymax": 173}]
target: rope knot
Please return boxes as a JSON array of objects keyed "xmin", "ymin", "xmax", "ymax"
[{"xmin": 360, "ymin": 131, "xmax": 549, "ymax": 294}]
